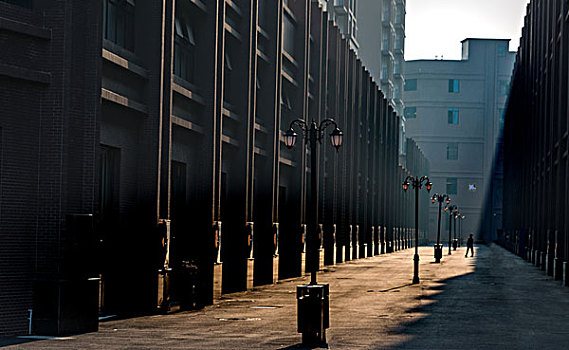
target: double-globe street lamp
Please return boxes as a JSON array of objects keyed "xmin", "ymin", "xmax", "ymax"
[
  {"xmin": 402, "ymin": 176, "xmax": 432, "ymax": 284},
  {"xmin": 284, "ymin": 118, "xmax": 342, "ymax": 345},
  {"xmin": 453, "ymin": 211, "xmax": 461, "ymax": 250},
  {"xmin": 458, "ymin": 215, "xmax": 466, "ymax": 246},
  {"xmin": 444, "ymin": 205, "xmax": 458, "ymax": 255},
  {"xmin": 431, "ymin": 194, "xmax": 450, "ymax": 263}
]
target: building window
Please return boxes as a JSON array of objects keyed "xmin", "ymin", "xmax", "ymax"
[
  {"xmin": 1, "ymin": 0, "xmax": 32, "ymax": 8},
  {"xmin": 446, "ymin": 177, "xmax": 458, "ymax": 195},
  {"xmin": 283, "ymin": 13, "xmax": 296, "ymax": 56},
  {"xmin": 447, "ymin": 143, "xmax": 458, "ymax": 160},
  {"xmin": 382, "ymin": 31, "xmax": 389, "ymax": 50},
  {"xmin": 394, "ymin": 61, "xmax": 400, "ymax": 74},
  {"xmin": 404, "ymin": 79, "xmax": 417, "ymax": 91},
  {"xmin": 224, "ymin": 52, "xmax": 233, "ymax": 103},
  {"xmin": 103, "ymin": 0, "xmax": 135, "ymax": 51},
  {"xmin": 499, "ymin": 80, "xmax": 510, "ymax": 96},
  {"xmin": 174, "ymin": 15, "xmax": 196, "ymax": 83},
  {"xmin": 381, "ymin": 62, "xmax": 388, "ymax": 80},
  {"xmin": 448, "ymin": 107, "xmax": 459, "ymax": 124},
  {"xmin": 497, "ymin": 45, "xmax": 507, "ymax": 57},
  {"xmin": 404, "ymin": 107, "xmax": 416, "ymax": 119},
  {"xmin": 448, "ymin": 79, "xmax": 460, "ymax": 93},
  {"xmin": 382, "ymin": 0, "xmax": 390, "ymax": 21},
  {"xmin": 394, "ymin": 85, "xmax": 400, "ymax": 99}
]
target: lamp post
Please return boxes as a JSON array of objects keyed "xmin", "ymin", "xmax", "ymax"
[
  {"xmin": 444, "ymin": 205, "xmax": 458, "ymax": 255},
  {"xmin": 431, "ymin": 194, "xmax": 450, "ymax": 263},
  {"xmin": 284, "ymin": 118, "xmax": 342, "ymax": 345},
  {"xmin": 402, "ymin": 176, "xmax": 432, "ymax": 284},
  {"xmin": 459, "ymin": 215, "xmax": 465, "ymax": 247},
  {"xmin": 453, "ymin": 210, "xmax": 460, "ymax": 250}
]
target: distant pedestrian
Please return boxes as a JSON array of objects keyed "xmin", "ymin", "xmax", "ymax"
[{"xmin": 465, "ymin": 234, "xmax": 474, "ymax": 257}]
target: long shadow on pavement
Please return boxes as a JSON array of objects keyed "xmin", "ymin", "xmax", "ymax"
[{"xmin": 377, "ymin": 244, "xmax": 569, "ymax": 350}]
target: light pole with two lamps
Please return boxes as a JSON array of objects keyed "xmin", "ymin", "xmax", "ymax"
[
  {"xmin": 402, "ymin": 176, "xmax": 432, "ymax": 284},
  {"xmin": 444, "ymin": 205, "xmax": 458, "ymax": 255},
  {"xmin": 431, "ymin": 194, "xmax": 450, "ymax": 263},
  {"xmin": 284, "ymin": 118, "xmax": 342, "ymax": 346}
]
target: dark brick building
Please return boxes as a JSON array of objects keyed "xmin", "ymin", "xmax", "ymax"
[
  {"xmin": 0, "ymin": 0, "xmax": 429, "ymax": 336},
  {"xmin": 502, "ymin": 0, "xmax": 569, "ymax": 287}
]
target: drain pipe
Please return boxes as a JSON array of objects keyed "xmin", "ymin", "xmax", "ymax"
[{"xmin": 27, "ymin": 309, "xmax": 33, "ymax": 335}]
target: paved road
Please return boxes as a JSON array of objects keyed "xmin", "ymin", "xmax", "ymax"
[{"xmin": 3, "ymin": 244, "xmax": 569, "ymax": 349}]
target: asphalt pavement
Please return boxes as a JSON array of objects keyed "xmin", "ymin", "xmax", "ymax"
[{"xmin": 3, "ymin": 244, "xmax": 569, "ymax": 349}]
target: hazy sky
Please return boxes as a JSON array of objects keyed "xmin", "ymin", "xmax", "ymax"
[{"xmin": 405, "ymin": 0, "xmax": 531, "ymax": 61}]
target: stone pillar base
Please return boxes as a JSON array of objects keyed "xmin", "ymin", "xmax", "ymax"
[
  {"xmin": 246, "ymin": 258, "xmax": 255, "ymax": 290},
  {"xmin": 213, "ymin": 263, "xmax": 223, "ymax": 301},
  {"xmin": 336, "ymin": 244, "xmax": 344, "ymax": 263},
  {"xmin": 547, "ymin": 254, "xmax": 554, "ymax": 276},
  {"xmin": 301, "ymin": 252, "xmax": 306, "ymax": 276},
  {"xmin": 554, "ymin": 257, "xmax": 563, "ymax": 281},
  {"xmin": 359, "ymin": 243, "xmax": 367, "ymax": 258},
  {"xmin": 273, "ymin": 255, "xmax": 279, "ymax": 284},
  {"xmin": 563, "ymin": 261, "xmax": 568, "ymax": 287},
  {"xmin": 535, "ymin": 250, "xmax": 541, "ymax": 267},
  {"xmin": 352, "ymin": 243, "xmax": 359, "ymax": 260},
  {"xmin": 319, "ymin": 249, "xmax": 324, "ymax": 270},
  {"xmin": 344, "ymin": 244, "xmax": 351, "ymax": 261}
]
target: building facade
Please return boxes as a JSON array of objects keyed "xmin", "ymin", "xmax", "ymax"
[
  {"xmin": 502, "ymin": 0, "xmax": 569, "ymax": 287},
  {"xmin": 0, "ymin": 0, "xmax": 429, "ymax": 336},
  {"xmin": 404, "ymin": 39, "xmax": 515, "ymax": 243}
]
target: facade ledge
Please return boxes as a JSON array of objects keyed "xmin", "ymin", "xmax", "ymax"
[
  {"xmin": 103, "ymin": 49, "xmax": 148, "ymax": 79},
  {"xmin": 173, "ymin": 79, "xmax": 206, "ymax": 105},
  {"xmin": 101, "ymin": 88, "xmax": 148, "ymax": 114},
  {"xmin": 0, "ymin": 16, "xmax": 51, "ymax": 39},
  {"xmin": 0, "ymin": 62, "xmax": 50, "ymax": 84}
]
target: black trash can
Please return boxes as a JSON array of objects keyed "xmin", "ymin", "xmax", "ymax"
[
  {"xmin": 176, "ymin": 260, "xmax": 198, "ymax": 310},
  {"xmin": 434, "ymin": 244, "xmax": 443, "ymax": 262},
  {"xmin": 297, "ymin": 284, "xmax": 329, "ymax": 345},
  {"xmin": 33, "ymin": 277, "xmax": 100, "ymax": 336},
  {"xmin": 452, "ymin": 239, "xmax": 458, "ymax": 250}
]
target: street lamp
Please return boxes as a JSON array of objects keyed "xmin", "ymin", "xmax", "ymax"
[
  {"xmin": 285, "ymin": 117, "xmax": 342, "ymax": 346},
  {"xmin": 453, "ymin": 211, "xmax": 460, "ymax": 250},
  {"xmin": 431, "ymin": 194, "xmax": 450, "ymax": 263},
  {"xmin": 459, "ymin": 215, "xmax": 466, "ymax": 247},
  {"xmin": 402, "ymin": 175, "xmax": 432, "ymax": 284},
  {"xmin": 444, "ymin": 205, "xmax": 458, "ymax": 255}
]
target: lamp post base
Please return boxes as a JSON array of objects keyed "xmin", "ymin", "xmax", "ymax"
[{"xmin": 412, "ymin": 254, "xmax": 420, "ymax": 284}]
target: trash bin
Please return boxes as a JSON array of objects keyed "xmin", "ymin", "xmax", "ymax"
[
  {"xmin": 434, "ymin": 244, "xmax": 443, "ymax": 262},
  {"xmin": 176, "ymin": 260, "xmax": 198, "ymax": 310},
  {"xmin": 33, "ymin": 277, "xmax": 99, "ymax": 335},
  {"xmin": 297, "ymin": 284, "xmax": 329, "ymax": 345},
  {"xmin": 452, "ymin": 239, "xmax": 458, "ymax": 250}
]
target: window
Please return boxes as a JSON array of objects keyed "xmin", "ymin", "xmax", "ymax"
[
  {"xmin": 382, "ymin": 31, "xmax": 389, "ymax": 50},
  {"xmin": 499, "ymin": 80, "xmax": 510, "ymax": 96},
  {"xmin": 448, "ymin": 79, "xmax": 460, "ymax": 93},
  {"xmin": 394, "ymin": 85, "xmax": 400, "ymax": 99},
  {"xmin": 381, "ymin": 62, "xmax": 388, "ymax": 80},
  {"xmin": 497, "ymin": 45, "xmax": 507, "ymax": 57},
  {"xmin": 447, "ymin": 143, "xmax": 458, "ymax": 160},
  {"xmin": 395, "ymin": 34, "xmax": 402, "ymax": 50},
  {"xmin": 446, "ymin": 178, "xmax": 458, "ymax": 195},
  {"xmin": 1, "ymin": 0, "xmax": 32, "ymax": 8},
  {"xmin": 174, "ymin": 15, "xmax": 196, "ymax": 83},
  {"xmin": 404, "ymin": 79, "xmax": 417, "ymax": 91},
  {"xmin": 498, "ymin": 108, "xmax": 505, "ymax": 130},
  {"xmin": 224, "ymin": 52, "xmax": 233, "ymax": 103},
  {"xmin": 394, "ymin": 61, "xmax": 400, "ymax": 74},
  {"xmin": 103, "ymin": 0, "xmax": 135, "ymax": 51},
  {"xmin": 448, "ymin": 108, "xmax": 459, "ymax": 124},
  {"xmin": 404, "ymin": 107, "xmax": 416, "ymax": 119},
  {"xmin": 382, "ymin": 0, "xmax": 390, "ymax": 21},
  {"xmin": 283, "ymin": 14, "xmax": 296, "ymax": 56}
]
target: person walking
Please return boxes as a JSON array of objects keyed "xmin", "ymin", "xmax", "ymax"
[{"xmin": 465, "ymin": 234, "xmax": 474, "ymax": 257}]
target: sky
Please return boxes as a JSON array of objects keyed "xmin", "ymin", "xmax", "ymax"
[{"xmin": 405, "ymin": 0, "xmax": 531, "ymax": 61}]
